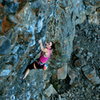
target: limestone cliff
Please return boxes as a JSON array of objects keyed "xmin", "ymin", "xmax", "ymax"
[{"xmin": 0, "ymin": 0, "xmax": 100, "ymax": 100}]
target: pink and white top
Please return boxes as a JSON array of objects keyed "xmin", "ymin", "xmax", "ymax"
[{"xmin": 39, "ymin": 49, "xmax": 52, "ymax": 63}]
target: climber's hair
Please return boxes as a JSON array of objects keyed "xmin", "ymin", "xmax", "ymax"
[{"xmin": 51, "ymin": 41, "xmax": 55, "ymax": 50}]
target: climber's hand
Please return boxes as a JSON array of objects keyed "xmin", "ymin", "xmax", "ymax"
[{"xmin": 38, "ymin": 39, "xmax": 42, "ymax": 44}]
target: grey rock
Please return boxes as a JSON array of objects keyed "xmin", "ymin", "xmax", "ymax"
[
  {"xmin": 42, "ymin": 95, "xmax": 46, "ymax": 100},
  {"xmin": 57, "ymin": 63, "xmax": 68, "ymax": 80},
  {"xmin": 0, "ymin": 0, "xmax": 100, "ymax": 99},
  {"xmin": 30, "ymin": 0, "xmax": 42, "ymax": 9},
  {"xmin": 58, "ymin": 0, "xmax": 68, "ymax": 8},
  {"xmin": 26, "ymin": 91, "xmax": 31, "ymax": 100},
  {"xmin": 8, "ymin": 15, "xmax": 18, "ymax": 24},
  {"xmin": 68, "ymin": 70, "xmax": 77, "ymax": 85},
  {"xmin": 36, "ymin": 17, "xmax": 44, "ymax": 33},
  {"xmin": 44, "ymin": 84, "xmax": 57, "ymax": 97},
  {"xmin": 4, "ymin": 2, "xmax": 19, "ymax": 14},
  {"xmin": 0, "ymin": 69, "xmax": 11, "ymax": 76},
  {"xmin": 0, "ymin": 36, "xmax": 11, "ymax": 55},
  {"xmin": 0, "ymin": 20, "xmax": 2, "ymax": 32},
  {"xmin": 82, "ymin": 65, "xmax": 100, "ymax": 85},
  {"xmin": 12, "ymin": 45, "xmax": 20, "ymax": 54},
  {"xmin": 86, "ymin": 52, "xmax": 93, "ymax": 60},
  {"xmin": 10, "ymin": 95, "xmax": 15, "ymax": 100},
  {"xmin": 0, "ymin": 0, "xmax": 3, "ymax": 3},
  {"xmin": 6, "ymin": 54, "xmax": 19, "ymax": 65}
]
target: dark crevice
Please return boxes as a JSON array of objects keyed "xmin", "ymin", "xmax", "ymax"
[{"xmin": 50, "ymin": 75, "xmax": 71, "ymax": 94}]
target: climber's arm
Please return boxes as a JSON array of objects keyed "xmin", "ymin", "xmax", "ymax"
[{"xmin": 38, "ymin": 40, "xmax": 47, "ymax": 53}]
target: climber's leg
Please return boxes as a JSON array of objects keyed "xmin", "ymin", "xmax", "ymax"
[
  {"xmin": 22, "ymin": 63, "xmax": 34, "ymax": 79},
  {"xmin": 23, "ymin": 68, "xmax": 30, "ymax": 79}
]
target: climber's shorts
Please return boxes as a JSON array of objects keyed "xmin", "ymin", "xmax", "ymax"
[
  {"xmin": 27, "ymin": 59, "xmax": 48, "ymax": 70},
  {"xmin": 26, "ymin": 63, "xmax": 34, "ymax": 70}
]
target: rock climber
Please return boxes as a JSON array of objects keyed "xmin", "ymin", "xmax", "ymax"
[{"xmin": 22, "ymin": 40, "xmax": 54, "ymax": 80}]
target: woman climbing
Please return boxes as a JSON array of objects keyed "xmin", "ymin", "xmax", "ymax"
[{"xmin": 22, "ymin": 39, "xmax": 54, "ymax": 80}]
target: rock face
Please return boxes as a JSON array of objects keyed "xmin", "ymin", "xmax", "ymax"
[
  {"xmin": 82, "ymin": 65, "xmax": 100, "ymax": 85},
  {"xmin": 57, "ymin": 63, "xmax": 68, "ymax": 80},
  {"xmin": 44, "ymin": 84, "xmax": 57, "ymax": 97},
  {"xmin": 0, "ymin": 0, "xmax": 100, "ymax": 100},
  {"xmin": 0, "ymin": 36, "xmax": 11, "ymax": 55}
]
